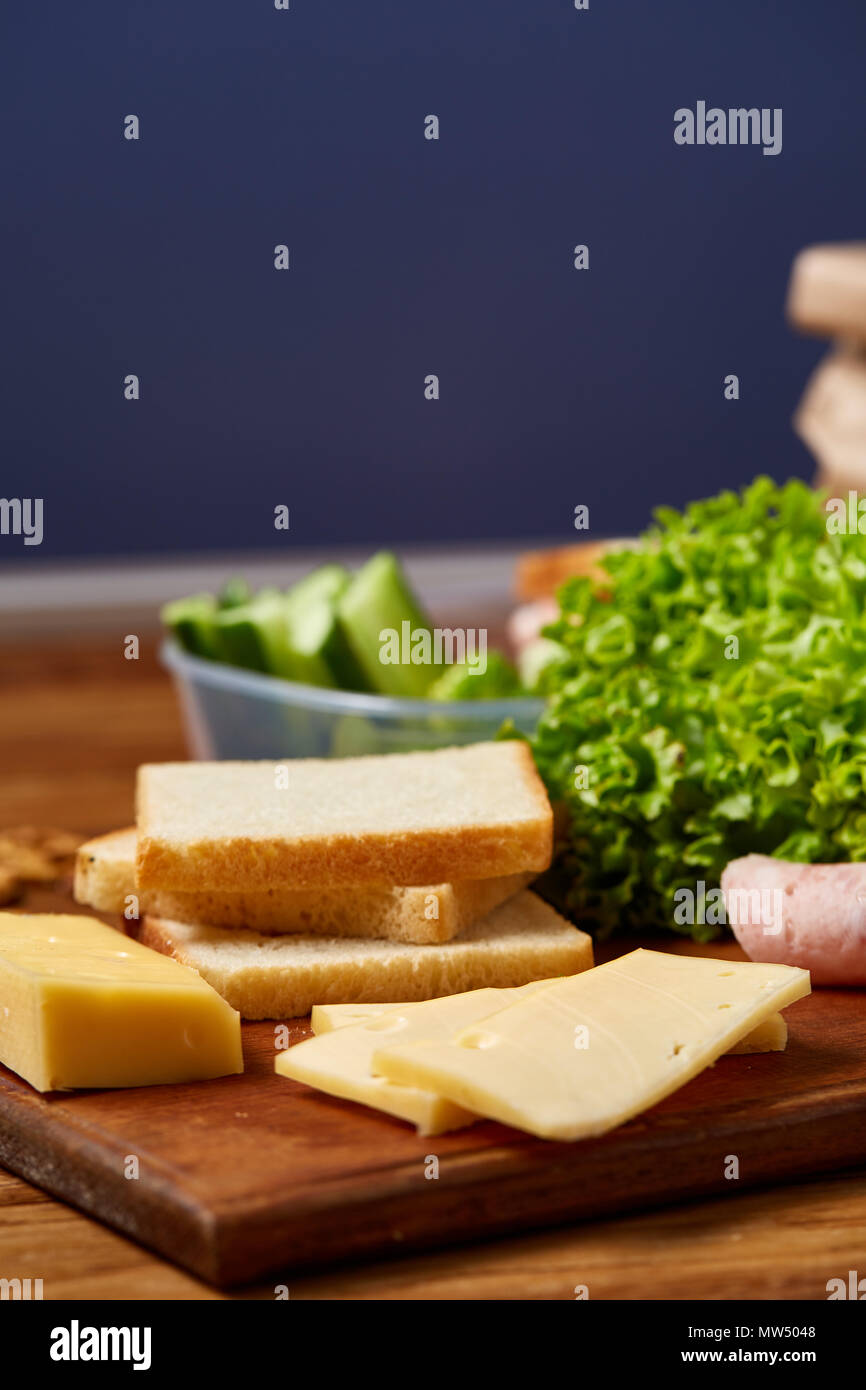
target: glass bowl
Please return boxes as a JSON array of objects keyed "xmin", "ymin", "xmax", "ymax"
[{"xmin": 162, "ymin": 641, "xmax": 546, "ymax": 760}]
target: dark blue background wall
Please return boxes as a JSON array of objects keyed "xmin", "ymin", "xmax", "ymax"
[{"xmin": 2, "ymin": 1, "xmax": 865, "ymax": 560}]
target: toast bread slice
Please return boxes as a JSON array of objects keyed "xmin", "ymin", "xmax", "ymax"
[
  {"xmin": 136, "ymin": 743, "xmax": 553, "ymax": 891},
  {"xmin": 139, "ymin": 891, "xmax": 592, "ymax": 1019},
  {"xmin": 75, "ymin": 827, "xmax": 532, "ymax": 945}
]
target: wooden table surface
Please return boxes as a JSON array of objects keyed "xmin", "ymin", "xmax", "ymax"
[{"xmin": 1, "ymin": 633, "xmax": 865, "ymax": 1301}]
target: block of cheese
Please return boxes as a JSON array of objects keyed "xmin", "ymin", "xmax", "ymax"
[
  {"xmin": 373, "ymin": 949, "xmax": 810, "ymax": 1141},
  {"xmin": 0, "ymin": 913, "xmax": 243, "ymax": 1092},
  {"xmin": 787, "ymin": 242, "xmax": 866, "ymax": 342},
  {"xmin": 278, "ymin": 982, "xmax": 561, "ymax": 1134},
  {"xmin": 136, "ymin": 743, "xmax": 553, "ymax": 891},
  {"xmin": 313, "ymin": 997, "xmax": 787, "ymax": 1054},
  {"xmin": 139, "ymin": 891, "xmax": 593, "ymax": 1019},
  {"xmin": 75, "ymin": 827, "xmax": 532, "ymax": 945}
]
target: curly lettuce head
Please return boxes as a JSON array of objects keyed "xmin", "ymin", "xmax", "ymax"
[{"xmin": 531, "ymin": 477, "xmax": 866, "ymax": 940}]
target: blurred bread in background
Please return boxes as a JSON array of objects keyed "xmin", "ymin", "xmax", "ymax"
[
  {"xmin": 795, "ymin": 349, "xmax": 866, "ymax": 494},
  {"xmin": 788, "ymin": 242, "xmax": 866, "ymax": 496},
  {"xmin": 514, "ymin": 539, "xmax": 633, "ymax": 602},
  {"xmin": 510, "ymin": 244, "xmax": 866, "ymax": 661},
  {"xmin": 787, "ymin": 243, "xmax": 866, "ymax": 344},
  {"xmin": 509, "ymin": 538, "xmax": 634, "ymax": 675}
]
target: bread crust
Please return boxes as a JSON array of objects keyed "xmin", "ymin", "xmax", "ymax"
[
  {"xmin": 136, "ymin": 744, "xmax": 554, "ymax": 891},
  {"xmin": 137, "ymin": 821, "xmax": 552, "ymax": 892},
  {"xmin": 76, "ymin": 828, "xmax": 534, "ymax": 944},
  {"xmin": 139, "ymin": 892, "xmax": 593, "ymax": 1019}
]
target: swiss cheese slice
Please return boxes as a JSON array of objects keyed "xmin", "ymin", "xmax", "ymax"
[
  {"xmin": 277, "ymin": 981, "xmax": 562, "ymax": 1134},
  {"xmin": 0, "ymin": 912, "xmax": 243, "ymax": 1092},
  {"xmin": 312, "ymin": 998, "xmax": 787, "ymax": 1053},
  {"xmin": 373, "ymin": 949, "xmax": 810, "ymax": 1141},
  {"xmin": 727, "ymin": 1011, "xmax": 787, "ymax": 1054},
  {"xmin": 310, "ymin": 1002, "xmax": 396, "ymax": 1034}
]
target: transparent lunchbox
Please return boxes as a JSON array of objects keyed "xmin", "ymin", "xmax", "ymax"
[{"xmin": 162, "ymin": 641, "xmax": 546, "ymax": 760}]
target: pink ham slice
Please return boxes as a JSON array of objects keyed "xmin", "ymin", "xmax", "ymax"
[
  {"xmin": 721, "ymin": 854, "xmax": 866, "ymax": 985},
  {"xmin": 505, "ymin": 598, "xmax": 559, "ymax": 658}
]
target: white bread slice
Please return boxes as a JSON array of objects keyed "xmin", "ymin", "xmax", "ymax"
[
  {"xmin": 75, "ymin": 827, "xmax": 532, "ymax": 945},
  {"xmin": 75, "ymin": 828, "xmax": 140, "ymax": 915},
  {"xmin": 794, "ymin": 348, "xmax": 866, "ymax": 494},
  {"xmin": 136, "ymin": 743, "xmax": 553, "ymax": 892},
  {"xmin": 786, "ymin": 242, "xmax": 866, "ymax": 342},
  {"xmin": 139, "ymin": 891, "xmax": 592, "ymax": 1019}
]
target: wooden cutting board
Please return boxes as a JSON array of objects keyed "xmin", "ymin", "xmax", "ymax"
[{"xmin": 1, "ymin": 932, "xmax": 865, "ymax": 1288}]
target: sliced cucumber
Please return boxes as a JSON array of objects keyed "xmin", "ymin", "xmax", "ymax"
[
  {"xmin": 336, "ymin": 551, "xmax": 440, "ymax": 697},
  {"xmin": 217, "ymin": 576, "xmax": 252, "ymax": 609},
  {"xmin": 284, "ymin": 565, "xmax": 370, "ymax": 691},
  {"xmin": 161, "ymin": 594, "xmax": 223, "ymax": 661},
  {"xmin": 329, "ymin": 714, "xmax": 389, "ymax": 758},
  {"xmin": 429, "ymin": 650, "xmax": 524, "ymax": 701},
  {"xmin": 214, "ymin": 589, "xmax": 295, "ymax": 676},
  {"xmin": 286, "ymin": 565, "xmax": 348, "ymax": 608}
]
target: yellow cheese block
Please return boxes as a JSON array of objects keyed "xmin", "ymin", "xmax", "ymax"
[
  {"xmin": 0, "ymin": 913, "xmax": 243, "ymax": 1092},
  {"xmin": 312, "ymin": 998, "xmax": 787, "ymax": 1054},
  {"xmin": 373, "ymin": 949, "xmax": 810, "ymax": 1141},
  {"xmin": 278, "ymin": 981, "xmax": 563, "ymax": 1135}
]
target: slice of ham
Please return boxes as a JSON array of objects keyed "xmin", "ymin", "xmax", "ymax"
[
  {"xmin": 721, "ymin": 854, "xmax": 866, "ymax": 985},
  {"xmin": 506, "ymin": 599, "xmax": 559, "ymax": 658}
]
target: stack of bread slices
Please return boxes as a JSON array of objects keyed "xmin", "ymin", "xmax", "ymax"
[
  {"xmin": 788, "ymin": 242, "xmax": 866, "ymax": 496},
  {"xmin": 74, "ymin": 742, "xmax": 592, "ymax": 1018}
]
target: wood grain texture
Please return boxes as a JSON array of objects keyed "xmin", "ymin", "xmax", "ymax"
[
  {"xmin": 0, "ymin": 636, "xmax": 183, "ymax": 832},
  {"xmin": 1, "ymin": 633, "xmax": 865, "ymax": 1300},
  {"xmin": 3, "ymin": 1160, "xmax": 865, "ymax": 1301},
  {"xmin": 1, "ymin": 973, "xmax": 864, "ymax": 1287}
]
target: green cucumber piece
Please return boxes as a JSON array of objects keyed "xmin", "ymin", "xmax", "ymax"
[
  {"xmin": 286, "ymin": 565, "xmax": 349, "ymax": 609},
  {"xmin": 336, "ymin": 551, "xmax": 440, "ymax": 697},
  {"xmin": 329, "ymin": 715, "xmax": 390, "ymax": 758},
  {"xmin": 284, "ymin": 565, "xmax": 370, "ymax": 691},
  {"xmin": 214, "ymin": 590, "xmax": 294, "ymax": 676},
  {"xmin": 429, "ymin": 650, "xmax": 524, "ymax": 701},
  {"xmin": 217, "ymin": 576, "xmax": 252, "ymax": 609},
  {"xmin": 161, "ymin": 594, "xmax": 223, "ymax": 660}
]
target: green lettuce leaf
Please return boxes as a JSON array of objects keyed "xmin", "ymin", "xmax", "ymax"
[{"xmin": 530, "ymin": 477, "xmax": 866, "ymax": 939}]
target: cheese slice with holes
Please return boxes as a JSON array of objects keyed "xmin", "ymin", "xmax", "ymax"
[
  {"xmin": 311, "ymin": 997, "xmax": 787, "ymax": 1053},
  {"xmin": 311, "ymin": 1002, "xmax": 409, "ymax": 1034},
  {"xmin": 278, "ymin": 981, "xmax": 563, "ymax": 1134},
  {"xmin": 372, "ymin": 949, "xmax": 810, "ymax": 1141},
  {"xmin": 0, "ymin": 912, "xmax": 243, "ymax": 1091}
]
